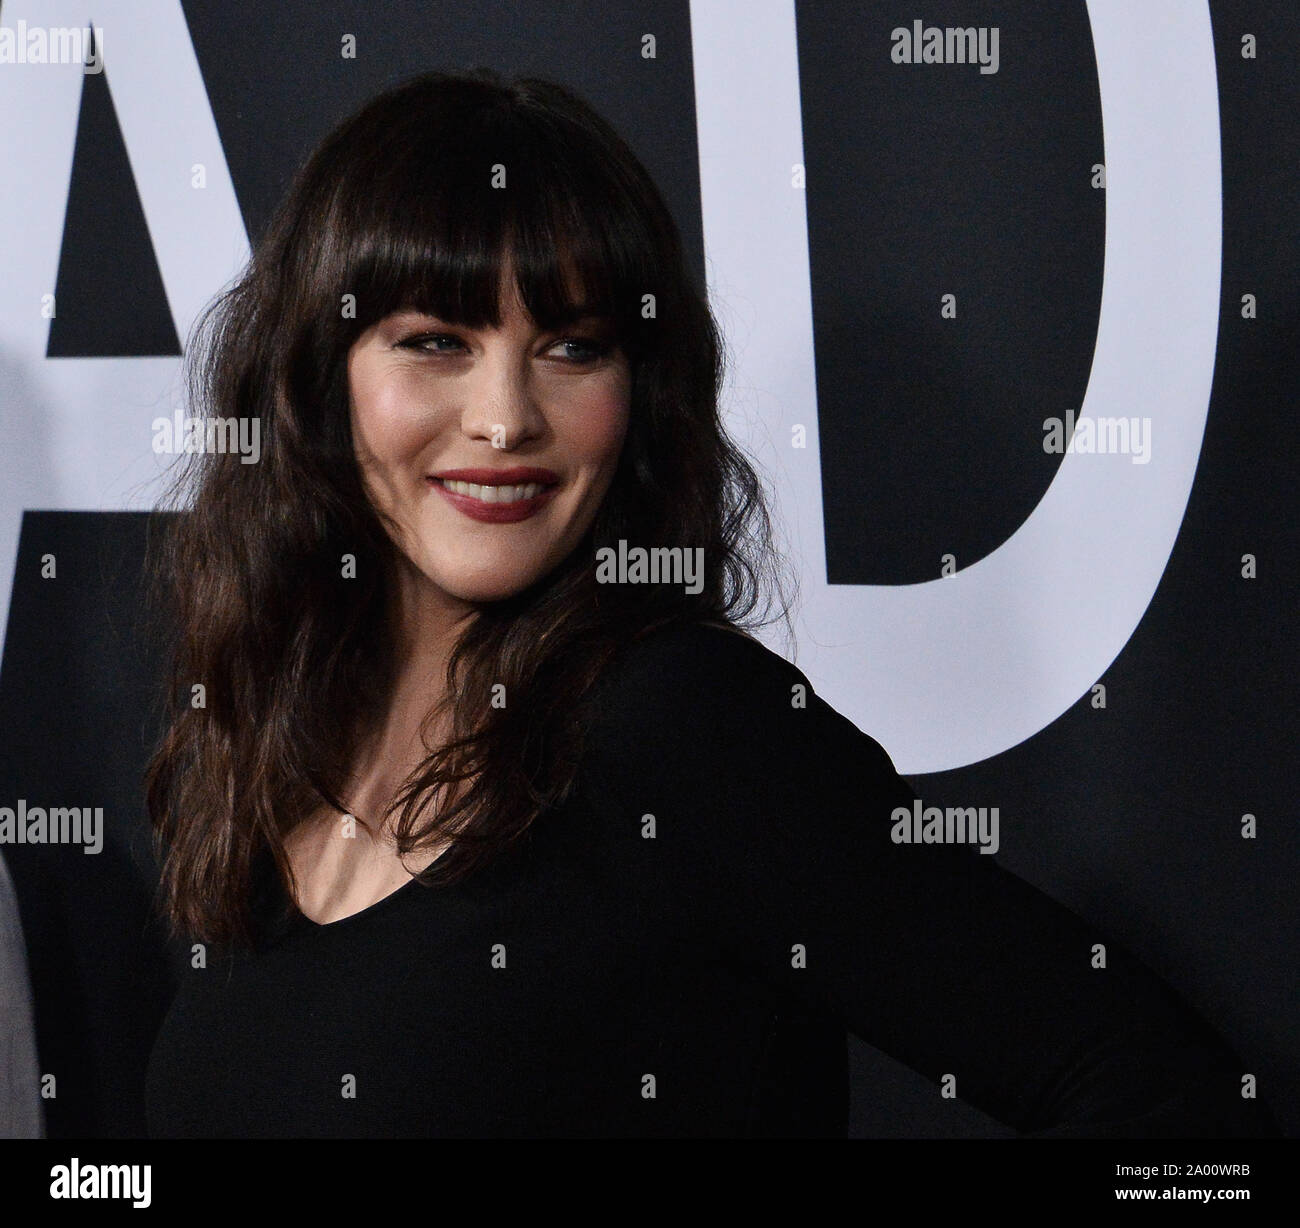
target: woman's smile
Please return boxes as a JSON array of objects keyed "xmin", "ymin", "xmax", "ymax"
[{"xmin": 427, "ymin": 467, "xmax": 561, "ymax": 523}]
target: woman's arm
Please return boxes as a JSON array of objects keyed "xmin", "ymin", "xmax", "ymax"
[{"xmin": 584, "ymin": 621, "xmax": 1278, "ymax": 1137}]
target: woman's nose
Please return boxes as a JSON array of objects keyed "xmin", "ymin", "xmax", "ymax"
[{"xmin": 458, "ymin": 348, "xmax": 547, "ymax": 448}]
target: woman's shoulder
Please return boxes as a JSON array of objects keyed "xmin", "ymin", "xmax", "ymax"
[
  {"xmin": 583, "ymin": 617, "xmax": 890, "ymax": 768},
  {"xmin": 629, "ymin": 616, "xmax": 795, "ymax": 665},
  {"xmin": 578, "ymin": 617, "xmax": 908, "ymax": 823},
  {"xmin": 595, "ymin": 619, "xmax": 808, "ymax": 713}
]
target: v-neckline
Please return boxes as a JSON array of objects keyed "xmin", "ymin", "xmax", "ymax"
[{"xmin": 290, "ymin": 872, "xmax": 426, "ymax": 930}]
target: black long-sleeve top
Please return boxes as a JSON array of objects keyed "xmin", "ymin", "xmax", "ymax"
[{"xmin": 145, "ymin": 621, "xmax": 1271, "ymax": 1137}]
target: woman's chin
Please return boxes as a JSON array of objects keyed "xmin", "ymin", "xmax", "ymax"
[{"xmin": 415, "ymin": 562, "xmax": 553, "ymax": 606}]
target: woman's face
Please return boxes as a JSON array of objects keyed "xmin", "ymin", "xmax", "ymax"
[{"xmin": 347, "ymin": 270, "xmax": 631, "ymax": 606}]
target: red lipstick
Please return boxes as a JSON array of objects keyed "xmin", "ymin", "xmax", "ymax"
[
  {"xmin": 426, "ymin": 467, "xmax": 560, "ymax": 524},
  {"xmin": 431, "ymin": 467, "xmax": 559, "ymax": 485}
]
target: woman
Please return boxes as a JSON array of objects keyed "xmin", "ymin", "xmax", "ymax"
[{"xmin": 144, "ymin": 69, "xmax": 1269, "ymax": 1138}]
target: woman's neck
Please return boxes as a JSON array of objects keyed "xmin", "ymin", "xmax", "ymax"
[{"xmin": 344, "ymin": 559, "xmax": 478, "ymax": 832}]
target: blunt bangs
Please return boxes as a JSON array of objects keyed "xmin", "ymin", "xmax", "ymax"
[{"xmin": 324, "ymin": 82, "xmax": 661, "ymax": 357}]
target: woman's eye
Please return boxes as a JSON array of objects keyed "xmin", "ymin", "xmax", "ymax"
[
  {"xmin": 550, "ymin": 337, "xmax": 612, "ymax": 363},
  {"xmin": 401, "ymin": 333, "xmax": 464, "ymax": 354},
  {"xmin": 396, "ymin": 333, "xmax": 612, "ymax": 362}
]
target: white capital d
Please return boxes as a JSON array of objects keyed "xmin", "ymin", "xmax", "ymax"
[{"xmin": 691, "ymin": 0, "xmax": 1220, "ymax": 772}]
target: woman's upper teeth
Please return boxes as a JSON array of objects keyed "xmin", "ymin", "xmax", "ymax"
[{"xmin": 440, "ymin": 478, "xmax": 544, "ymax": 503}]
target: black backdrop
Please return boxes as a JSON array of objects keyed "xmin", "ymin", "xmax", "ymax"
[{"xmin": 0, "ymin": 0, "xmax": 1295, "ymax": 1138}]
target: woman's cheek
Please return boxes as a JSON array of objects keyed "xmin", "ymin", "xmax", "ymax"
[
  {"xmin": 355, "ymin": 371, "xmax": 440, "ymax": 465},
  {"xmin": 573, "ymin": 382, "xmax": 632, "ymax": 466}
]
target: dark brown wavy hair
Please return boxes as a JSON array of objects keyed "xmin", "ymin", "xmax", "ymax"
[{"xmin": 145, "ymin": 68, "xmax": 795, "ymax": 947}]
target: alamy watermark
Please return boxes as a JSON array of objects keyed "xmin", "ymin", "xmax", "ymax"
[
  {"xmin": 891, "ymin": 21, "xmax": 999, "ymax": 75},
  {"xmin": 0, "ymin": 23, "xmax": 103, "ymax": 73},
  {"xmin": 891, "ymin": 798, "xmax": 999, "ymax": 854},
  {"xmin": 0, "ymin": 801, "xmax": 103, "ymax": 854},
  {"xmin": 595, "ymin": 539, "xmax": 704, "ymax": 595},
  {"xmin": 1043, "ymin": 409, "xmax": 1152, "ymax": 464},
  {"xmin": 50, "ymin": 1159, "xmax": 150, "ymax": 1209},
  {"xmin": 152, "ymin": 411, "xmax": 261, "ymax": 463}
]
